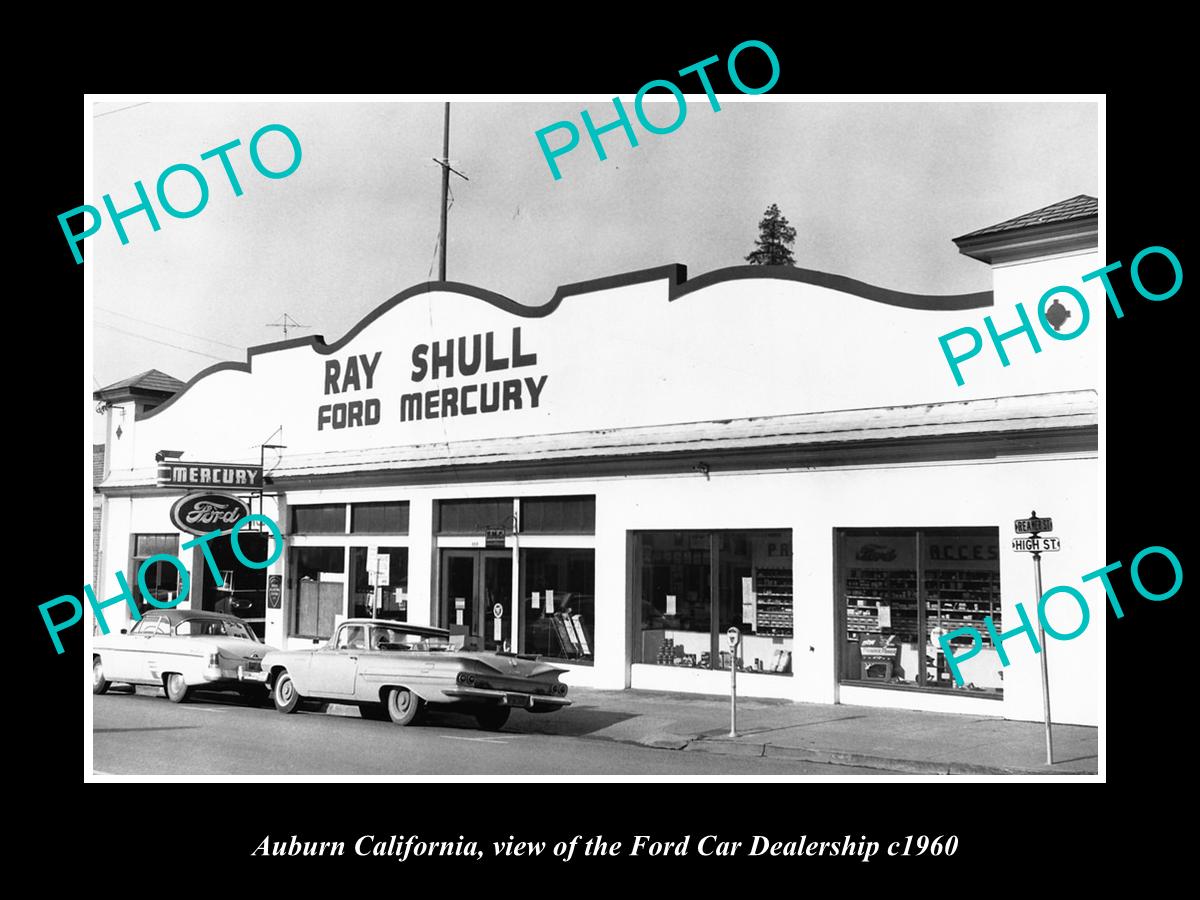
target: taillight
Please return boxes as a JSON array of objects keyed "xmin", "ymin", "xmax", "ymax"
[
  {"xmin": 207, "ymin": 651, "xmax": 220, "ymax": 668},
  {"xmin": 456, "ymin": 673, "xmax": 477, "ymax": 686},
  {"xmin": 552, "ymin": 682, "xmax": 568, "ymax": 696}
]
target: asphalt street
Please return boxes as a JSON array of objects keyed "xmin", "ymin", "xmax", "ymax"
[{"xmin": 93, "ymin": 689, "xmax": 894, "ymax": 776}]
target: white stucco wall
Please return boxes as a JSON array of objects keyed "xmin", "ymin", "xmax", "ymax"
[{"xmin": 94, "ymin": 254, "xmax": 1103, "ymax": 726}]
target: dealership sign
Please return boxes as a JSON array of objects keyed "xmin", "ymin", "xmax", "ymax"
[
  {"xmin": 170, "ymin": 492, "xmax": 252, "ymax": 536},
  {"xmin": 157, "ymin": 460, "xmax": 263, "ymax": 489}
]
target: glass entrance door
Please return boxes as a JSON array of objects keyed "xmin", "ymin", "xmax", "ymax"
[
  {"xmin": 482, "ymin": 553, "xmax": 512, "ymax": 652},
  {"xmin": 440, "ymin": 550, "xmax": 512, "ymax": 651}
]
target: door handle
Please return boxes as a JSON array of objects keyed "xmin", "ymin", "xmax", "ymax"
[{"xmin": 348, "ymin": 655, "xmax": 358, "ymax": 661}]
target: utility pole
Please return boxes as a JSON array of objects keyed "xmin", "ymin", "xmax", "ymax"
[
  {"xmin": 432, "ymin": 102, "xmax": 469, "ymax": 282},
  {"xmin": 439, "ymin": 103, "xmax": 450, "ymax": 282}
]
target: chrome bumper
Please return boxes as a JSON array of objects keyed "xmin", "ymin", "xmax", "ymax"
[
  {"xmin": 237, "ymin": 666, "xmax": 269, "ymax": 683},
  {"xmin": 443, "ymin": 687, "xmax": 571, "ymax": 708}
]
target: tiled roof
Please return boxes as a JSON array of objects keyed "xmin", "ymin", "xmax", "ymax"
[
  {"xmin": 955, "ymin": 195, "xmax": 1097, "ymax": 241},
  {"xmin": 95, "ymin": 369, "xmax": 186, "ymax": 396},
  {"xmin": 93, "ymin": 444, "xmax": 105, "ymax": 484}
]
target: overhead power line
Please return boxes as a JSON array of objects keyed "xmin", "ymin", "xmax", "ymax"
[
  {"xmin": 93, "ymin": 102, "xmax": 151, "ymax": 119},
  {"xmin": 95, "ymin": 322, "xmax": 228, "ymax": 361},
  {"xmin": 95, "ymin": 306, "xmax": 245, "ymax": 351}
]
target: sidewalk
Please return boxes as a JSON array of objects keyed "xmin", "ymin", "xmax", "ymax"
[{"xmin": 447, "ymin": 688, "xmax": 1098, "ymax": 775}]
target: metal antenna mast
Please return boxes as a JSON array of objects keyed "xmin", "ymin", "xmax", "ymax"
[
  {"xmin": 432, "ymin": 102, "xmax": 469, "ymax": 282},
  {"xmin": 265, "ymin": 313, "xmax": 310, "ymax": 339}
]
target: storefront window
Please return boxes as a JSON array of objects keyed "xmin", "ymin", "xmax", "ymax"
[
  {"xmin": 130, "ymin": 534, "xmax": 180, "ymax": 615},
  {"xmin": 350, "ymin": 546, "xmax": 409, "ymax": 620},
  {"xmin": 838, "ymin": 528, "xmax": 1001, "ymax": 697},
  {"xmin": 636, "ymin": 530, "xmax": 793, "ymax": 675},
  {"xmin": 519, "ymin": 548, "xmax": 594, "ymax": 664},
  {"xmin": 290, "ymin": 546, "xmax": 345, "ymax": 639}
]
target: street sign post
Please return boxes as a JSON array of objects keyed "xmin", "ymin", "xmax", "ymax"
[
  {"xmin": 727, "ymin": 627, "xmax": 741, "ymax": 737},
  {"xmin": 1015, "ymin": 510, "xmax": 1055, "ymax": 765}
]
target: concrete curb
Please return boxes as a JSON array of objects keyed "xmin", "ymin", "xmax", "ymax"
[
  {"xmin": 635, "ymin": 734, "xmax": 693, "ymax": 751},
  {"xmin": 683, "ymin": 737, "xmax": 1091, "ymax": 775}
]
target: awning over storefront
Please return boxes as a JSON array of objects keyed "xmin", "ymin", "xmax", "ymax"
[{"xmin": 98, "ymin": 390, "xmax": 1096, "ymax": 491}]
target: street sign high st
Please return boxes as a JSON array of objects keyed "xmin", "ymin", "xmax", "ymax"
[{"xmin": 1013, "ymin": 536, "xmax": 1062, "ymax": 553}]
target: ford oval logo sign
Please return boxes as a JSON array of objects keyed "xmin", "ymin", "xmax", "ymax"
[{"xmin": 170, "ymin": 492, "xmax": 250, "ymax": 536}]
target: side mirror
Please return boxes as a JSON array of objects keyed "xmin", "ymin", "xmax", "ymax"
[{"xmin": 119, "ymin": 629, "xmax": 128, "ymax": 635}]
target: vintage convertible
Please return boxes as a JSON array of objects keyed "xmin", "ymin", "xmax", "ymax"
[
  {"xmin": 93, "ymin": 608, "xmax": 275, "ymax": 703},
  {"xmin": 252, "ymin": 619, "xmax": 570, "ymax": 730}
]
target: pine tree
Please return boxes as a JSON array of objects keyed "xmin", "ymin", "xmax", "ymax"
[{"xmin": 745, "ymin": 203, "xmax": 797, "ymax": 266}]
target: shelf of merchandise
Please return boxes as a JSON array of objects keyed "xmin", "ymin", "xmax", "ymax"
[
  {"xmin": 754, "ymin": 567, "xmax": 793, "ymax": 637},
  {"xmin": 844, "ymin": 568, "xmax": 918, "ymax": 643},
  {"xmin": 924, "ymin": 569, "xmax": 1001, "ymax": 648}
]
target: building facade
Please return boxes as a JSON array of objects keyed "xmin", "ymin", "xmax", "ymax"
[{"xmin": 93, "ymin": 197, "xmax": 1102, "ymax": 726}]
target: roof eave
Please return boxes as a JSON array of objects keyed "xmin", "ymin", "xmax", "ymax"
[
  {"xmin": 92, "ymin": 386, "xmax": 180, "ymax": 404},
  {"xmin": 953, "ymin": 217, "xmax": 1098, "ymax": 265}
]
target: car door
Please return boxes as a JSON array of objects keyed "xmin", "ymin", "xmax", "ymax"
[
  {"xmin": 305, "ymin": 624, "xmax": 364, "ymax": 698},
  {"xmin": 129, "ymin": 615, "xmax": 170, "ymax": 683},
  {"xmin": 140, "ymin": 615, "xmax": 181, "ymax": 685}
]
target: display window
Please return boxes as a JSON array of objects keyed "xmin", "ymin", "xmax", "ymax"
[
  {"xmin": 837, "ymin": 527, "xmax": 1002, "ymax": 696},
  {"xmin": 130, "ymin": 534, "xmax": 181, "ymax": 614},
  {"xmin": 290, "ymin": 546, "xmax": 345, "ymax": 639},
  {"xmin": 635, "ymin": 530, "xmax": 793, "ymax": 675},
  {"xmin": 350, "ymin": 546, "xmax": 409, "ymax": 620},
  {"xmin": 519, "ymin": 548, "xmax": 594, "ymax": 664}
]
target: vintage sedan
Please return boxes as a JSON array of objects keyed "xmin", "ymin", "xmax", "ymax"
[
  {"xmin": 257, "ymin": 619, "xmax": 570, "ymax": 730},
  {"xmin": 93, "ymin": 608, "xmax": 276, "ymax": 703}
]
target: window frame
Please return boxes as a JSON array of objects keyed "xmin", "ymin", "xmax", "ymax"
[
  {"xmin": 129, "ymin": 534, "xmax": 181, "ymax": 612},
  {"xmin": 633, "ymin": 528, "xmax": 794, "ymax": 675},
  {"xmin": 835, "ymin": 525, "xmax": 1002, "ymax": 698}
]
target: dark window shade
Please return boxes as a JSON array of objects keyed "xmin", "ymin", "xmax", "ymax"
[
  {"xmin": 438, "ymin": 498, "xmax": 513, "ymax": 534},
  {"xmin": 351, "ymin": 501, "xmax": 410, "ymax": 534},
  {"xmin": 521, "ymin": 496, "xmax": 596, "ymax": 534},
  {"xmin": 291, "ymin": 504, "xmax": 346, "ymax": 534},
  {"xmin": 134, "ymin": 534, "xmax": 177, "ymax": 557}
]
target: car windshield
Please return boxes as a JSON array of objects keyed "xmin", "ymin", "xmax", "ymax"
[
  {"xmin": 176, "ymin": 618, "xmax": 255, "ymax": 640},
  {"xmin": 370, "ymin": 625, "xmax": 451, "ymax": 651}
]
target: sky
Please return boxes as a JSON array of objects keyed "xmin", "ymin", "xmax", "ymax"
[{"xmin": 90, "ymin": 98, "xmax": 1097, "ymax": 440}]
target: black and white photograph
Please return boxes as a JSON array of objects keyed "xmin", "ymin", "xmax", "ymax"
[{"xmin": 79, "ymin": 91, "xmax": 1112, "ymax": 785}]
